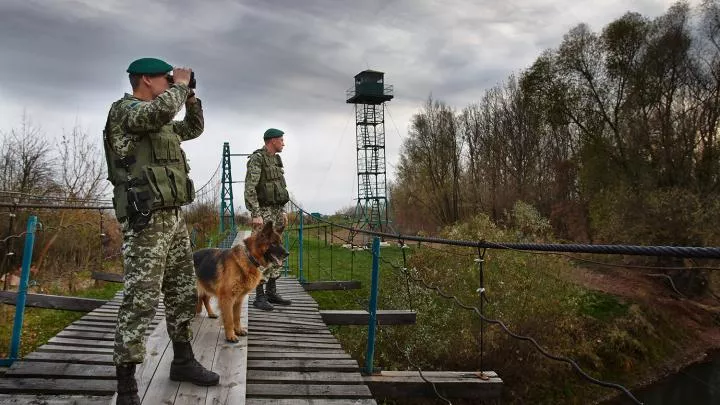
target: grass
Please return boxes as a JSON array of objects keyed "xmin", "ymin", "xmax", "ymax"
[
  {"xmin": 580, "ymin": 291, "xmax": 629, "ymax": 321},
  {"xmin": 285, "ymin": 229, "xmax": 410, "ymax": 311},
  {"xmin": 0, "ymin": 280, "xmax": 123, "ymax": 359}
]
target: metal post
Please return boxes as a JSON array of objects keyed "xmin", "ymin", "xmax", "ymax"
[
  {"xmin": 350, "ymin": 246, "xmax": 355, "ymax": 281},
  {"xmin": 283, "ymin": 231, "xmax": 289, "ymax": 277},
  {"xmin": 298, "ymin": 212, "xmax": 304, "ymax": 283},
  {"xmin": 1, "ymin": 215, "xmax": 37, "ymax": 366},
  {"xmin": 1, "ymin": 209, "xmax": 17, "ymax": 291},
  {"xmin": 330, "ymin": 224, "xmax": 334, "ymax": 280},
  {"xmin": 99, "ymin": 209, "xmax": 104, "ymax": 264},
  {"xmin": 477, "ymin": 248, "xmax": 489, "ymax": 380},
  {"xmin": 364, "ymin": 236, "xmax": 380, "ymax": 375}
]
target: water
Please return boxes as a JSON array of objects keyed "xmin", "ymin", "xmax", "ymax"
[{"xmin": 610, "ymin": 353, "xmax": 720, "ymax": 405}]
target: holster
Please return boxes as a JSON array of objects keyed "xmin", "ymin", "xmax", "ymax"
[{"xmin": 127, "ymin": 187, "xmax": 153, "ymax": 233}]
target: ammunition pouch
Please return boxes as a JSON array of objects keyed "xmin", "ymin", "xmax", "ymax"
[
  {"xmin": 104, "ymin": 104, "xmax": 195, "ymax": 225},
  {"xmin": 256, "ymin": 151, "xmax": 289, "ymax": 207}
]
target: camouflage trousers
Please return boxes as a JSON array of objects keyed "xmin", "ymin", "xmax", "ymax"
[
  {"xmin": 114, "ymin": 208, "xmax": 196, "ymax": 365},
  {"xmin": 253, "ymin": 205, "xmax": 286, "ymax": 282}
]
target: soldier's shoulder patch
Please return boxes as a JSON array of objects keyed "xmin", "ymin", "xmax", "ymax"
[{"xmin": 118, "ymin": 98, "xmax": 143, "ymax": 110}]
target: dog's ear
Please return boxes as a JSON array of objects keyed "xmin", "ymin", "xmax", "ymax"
[{"xmin": 260, "ymin": 221, "xmax": 274, "ymax": 240}]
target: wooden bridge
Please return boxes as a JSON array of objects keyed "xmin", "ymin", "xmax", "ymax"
[{"xmin": 0, "ymin": 233, "xmax": 501, "ymax": 404}]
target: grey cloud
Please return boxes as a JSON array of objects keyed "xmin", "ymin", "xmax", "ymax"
[{"xmin": 0, "ymin": 0, "xmax": 694, "ymax": 213}]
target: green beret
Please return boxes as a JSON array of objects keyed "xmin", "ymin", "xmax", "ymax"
[
  {"xmin": 126, "ymin": 58, "xmax": 173, "ymax": 75},
  {"xmin": 264, "ymin": 128, "xmax": 285, "ymax": 139}
]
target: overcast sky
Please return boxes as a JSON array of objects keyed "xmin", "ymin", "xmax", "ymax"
[{"xmin": 0, "ymin": 0, "xmax": 692, "ymax": 214}]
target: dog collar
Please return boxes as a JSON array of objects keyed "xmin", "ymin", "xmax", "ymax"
[{"xmin": 243, "ymin": 242, "xmax": 262, "ymax": 268}]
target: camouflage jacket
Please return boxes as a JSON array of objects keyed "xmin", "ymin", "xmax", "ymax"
[
  {"xmin": 244, "ymin": 146, "xmax": 289, "ymax": 216},
  {"xmin": 105, "ymin": 83, "xmax": 203, "ymax": 159}
]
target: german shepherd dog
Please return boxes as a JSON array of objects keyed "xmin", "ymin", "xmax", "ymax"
[{"xmin": 192, "ymin": 221, "xmax": 289, "ymax": 342}]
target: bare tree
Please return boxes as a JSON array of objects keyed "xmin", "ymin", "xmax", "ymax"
[
  {"xmin": 0, "ymin": 111, "xmax": 55, "ymax": 199},
  {"xmin": 57, "ymin": 122, "xmax": 108, "ymax": 201}
]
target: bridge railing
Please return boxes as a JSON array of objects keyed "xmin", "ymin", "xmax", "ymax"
[{"xmin": 282, "ymin": 200, "xmax": 720, "ymax": 404}]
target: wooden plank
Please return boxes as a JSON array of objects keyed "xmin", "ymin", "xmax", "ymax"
[
  {"xmin": 246, "ymin": 318, "xmax": 326, "ymax": 327},
  {"xmin": 248, "ymin": 333, "xmax": 336, "ymax": 341},
  {"xmin": 262, "ymin": 307, "xmax": 320, "ymax": 314},
  {"xmin": 174, "ymin": 316, "xmax": 220, "ymax": 404},
  {"xmin": 139, "ymin": 318, "xmax": 202, "ymax": 404},
  {"xmin": 248, "ymin": 346, "xmax": 348, "ymax": 354},
  {"xmin": 37, "ymin": 345, "xmax": 113, "ymax": 355},
  {"xmin": 0, "ymin": 394, "xmax": 112, "ymax": 405},
  {"xmin": 247, "ymin": 321, "xmax": 328, "ymax": 330},
  {"xmin": 56, "ymin": 330, "xmax": 149, "ymax": 341},
  {"xmin": 204, "ymin": 294, "xmax": 248, "ymax": 405},
  {"xmin": 246, "ymin": 352, "xmax": 351, "ymax": 360},
  {"xmin": 248, "ymin": 312, "xmax": 323, "ymax": 320},
  {"xmin": 24, "ymin": 352, "xmax": 113, "ymax": 365},
  {"xmin": 0, "ymin": 378, "xmax": 116, "ymax": 396},
  {"xmin": 248, "ymin": 325, "xmax": 331, "ymax": 334},
  {"xmin": 247, "ymin": 359, "xmax": 359, "ymax": 371},
  {"xmin": 65, "ymin": 319, "xmax": 161, "ymax": 333},
  {"xmin": 79, "ymin": 312, "xmax": 118, "ymax": 319},
  {"xmin": 302, "ymin": 280, "xmax": 362, "ymax": 291},
  {"xmin": 135, "ymin": 318, "xmax": 171, "ymax": 402},
  {"xmin": 91, "ymin": 271, "xmax": 124, "ymax": 283},
  {"xmin": 247, "ymin": 301, "xmax": 313, "ymax": 308},
  {"xmin": 48, "ymin": 337, "xmax": 114, "ymax": 348},
  {"xmin": 246, "ymin": 400, "xmax": 376, "ymax": 405},
  {"xmin": 246, "ymin": 383, "xmax": 373, "ymax": 398},
  {"xmin": 364, "ymin": 370, "xmax": 503, "ymax": 399},
  {"xmin": 246, "ymin": 331, "xmax": 334, "ymax": 339},
  {"xmin": 72, "ymin": 319, "xmax": 159, "ymax": 328},
  {"xmin": 0, "ymin": 292, "xmax": 106, "ymax": 312},
  {"xmin": 246, "ymin": 370, "xmax": 365, "ymax": 384},
  {"xmin": 320, "ymin": 310, "xmax": 417, "ymax": 325},
  {"xmin": 247, "ymin": 341, "xmax": 341, "ymax": 350},
  {"xmin": 5, "ymin": 361, "xmax": 115, "ymax": 379}
]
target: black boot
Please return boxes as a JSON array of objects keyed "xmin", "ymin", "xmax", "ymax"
[
  {"xmin": 169, "ymin": 341, "xmax": 220, "ymax": 386},
  {"xmin": 266, "ymin": 277, "xmax": 292, "ymax": 305},
  {"xmin": 253, "ymin": 283, "xmax": 274, "ymax": 311},
  {"xmin": 116, "ymin": 364, "xmax": 141, "ymax": 405}
]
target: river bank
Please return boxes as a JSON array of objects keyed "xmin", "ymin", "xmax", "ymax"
[
  {"xmin": 576, "ymin": 266, "xmax": 720, "ymax": 405},
  {"xmin": 600, "ymin": 349, "xmax": 720, "ymax": 404}
]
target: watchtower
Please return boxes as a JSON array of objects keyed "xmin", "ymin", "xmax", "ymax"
[{"xmin": 346, "ymin": 70, "xmax": 394, "ymax": 236}]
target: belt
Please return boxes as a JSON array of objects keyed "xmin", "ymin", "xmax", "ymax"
[{"xmin": 154, "ymin": 207, "xmax": 180, "ymax": 217}]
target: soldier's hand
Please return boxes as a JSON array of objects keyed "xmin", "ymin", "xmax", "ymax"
[
  {"xmin": 186, "ymin": 89, "xmax": 197, "ymax": 104},
  {"xmin": 172, "ymin": 67, "xmax": 192, "ymax": 86},
  {"xmin": 251, "ymin": 216, "xmax": 264, "ymax": 228}
]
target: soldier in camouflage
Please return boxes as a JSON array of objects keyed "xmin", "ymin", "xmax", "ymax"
[
  {"xmin": 245, "ymin": 128, "xmax": 293, "ymax": 311},
  {"xmin": 103, "ymin": 58, "xmax": 218, "ymax": 405}
]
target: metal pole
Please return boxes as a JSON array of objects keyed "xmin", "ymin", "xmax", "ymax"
[
  {"xmin": 3, "ymin": 215, "xmax": 37, "ymax": 366},
  {"xmin": 298, "ymin": 212, "xmax": 304, "ymax": 283},
  {"xmin": 364, "ymin": 236, "xmax": 380, "ymax": 375},
  {"xmin": 1, "ymin": 209, "xmax": 17, "ymax": 291},
  {"xmin": 330, "ymin": 224, "xmax": 334, "ymax": 280},
  {"xmin": 99, "ymin": 209, "xmax": 104, "ymax": 263},
  {"xmin": 477, "ymin": 248, "xmax": 488, "ymax": 379},
  {"xmin": 284, "ymin": 231, "xmax": 289, "ymax": 277}
]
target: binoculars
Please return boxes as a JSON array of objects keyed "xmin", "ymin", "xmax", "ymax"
[{"xmin": 166, "ymin": 71, "xmax": 196, "ymax": 89}]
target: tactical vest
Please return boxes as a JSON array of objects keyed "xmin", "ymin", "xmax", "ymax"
[
  {"xmin": 103, "ymin": 102, "xmax": 195, "ymax": 221},
  {"xmin": 253, "ymin": 148, "xmax": 289, "ymax": 207}
]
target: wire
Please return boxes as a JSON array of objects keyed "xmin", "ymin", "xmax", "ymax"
[
  {"xmin": 396, "ymin": 263, "xmax": 643, "ymax": 404},
  {"xmin": 646, "ymin": 273, "xmax": 687, "ymax": 298}
]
